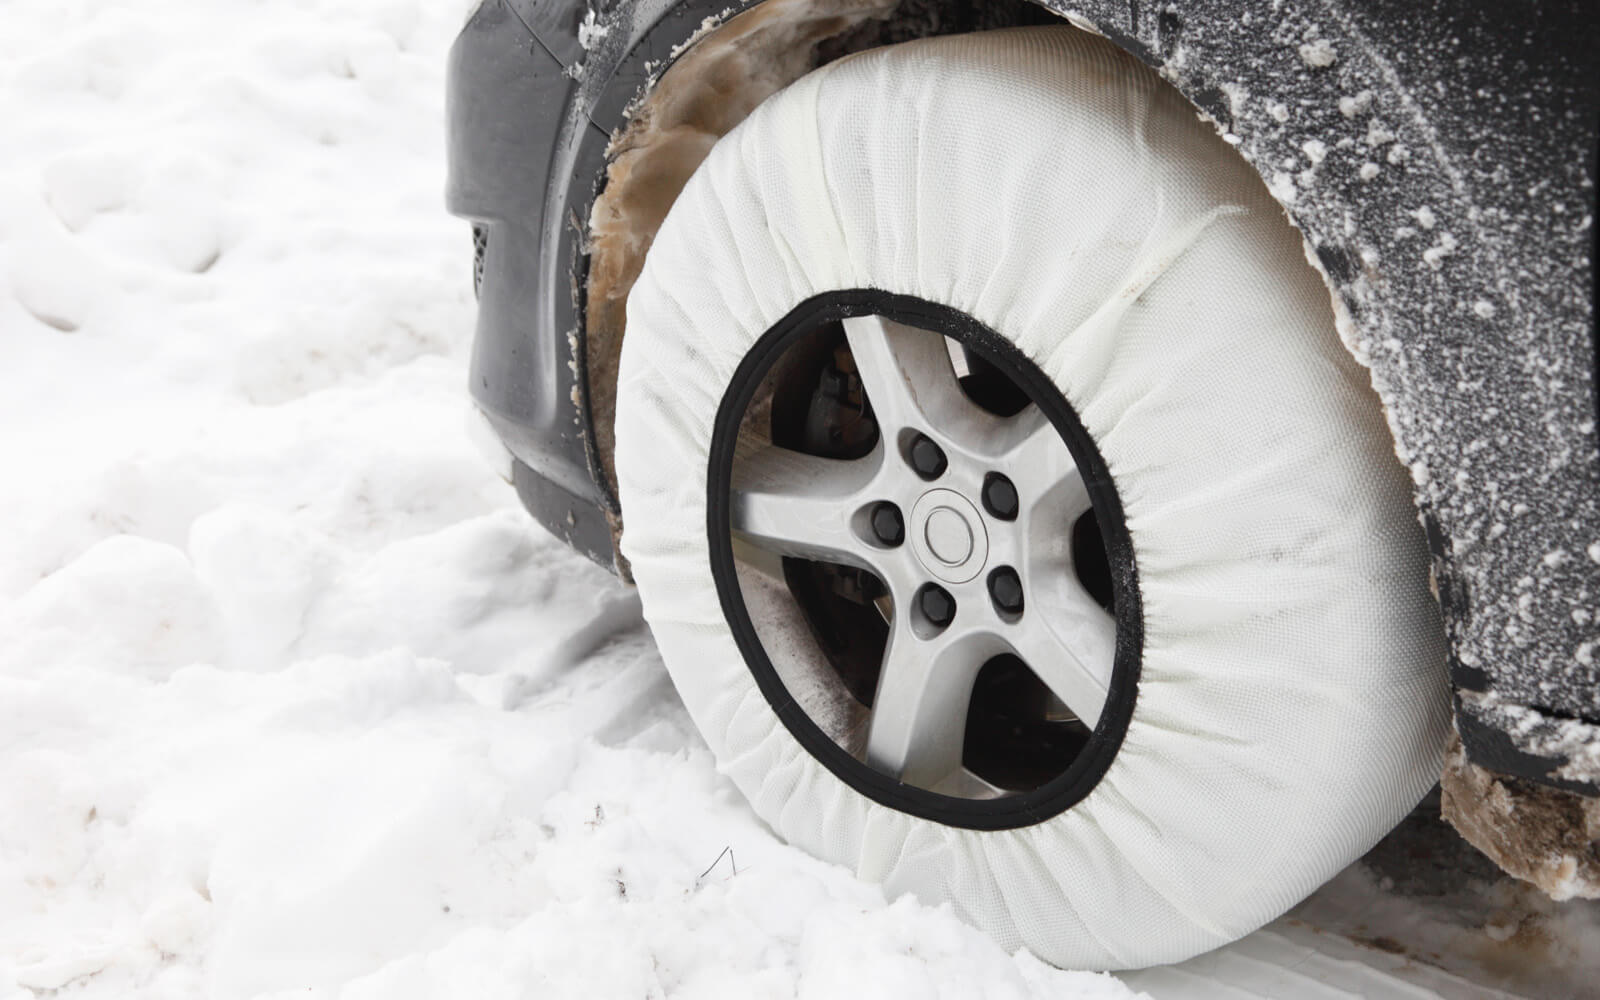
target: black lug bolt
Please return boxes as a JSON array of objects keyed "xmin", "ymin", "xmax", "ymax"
[
  {"xmin": 908, "ymin": 434, "xmax": 947, "ymax": 480},
  {"xmin": 982, "ymin": 473, "xmax": 1019, "ymax": 521},
  {"xmin": 870, "ymin": 502, "xmax": 905, "ymax": 547},
  {"xmin": 988, "ymin": 566, "xmax": 1024, "ymax": 616},
  {"xmin": 917, "ymin": 584, "xmax": 956, "ymax": 629}
]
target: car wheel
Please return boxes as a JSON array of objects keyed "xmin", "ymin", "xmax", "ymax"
[{"xmin": 614, "ymin": 26, "xmax": 1449, "ymax": 970}]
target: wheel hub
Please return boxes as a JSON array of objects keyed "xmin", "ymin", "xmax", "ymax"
[
  {"xmin": 924, "ymin": 508, "xmax": 972, "ymax": 564},
  {"xmin": 911, "ymin": 489, "xmax": 987, "ymax": 583}
]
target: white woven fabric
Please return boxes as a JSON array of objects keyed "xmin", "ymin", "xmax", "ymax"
[{"xmin": 614, "ymin": 26, "xmax": 1449, "ymax": 970}]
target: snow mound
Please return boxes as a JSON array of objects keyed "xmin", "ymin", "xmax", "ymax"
[{"xmin": 0, "ymin": 2, "xmax": 1137, "ymax": 997}]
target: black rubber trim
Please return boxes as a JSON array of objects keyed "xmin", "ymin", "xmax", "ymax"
[
  {"xmin": 511, "ymin": 458, "xmax": 617, "ymax": 572},
  {"xmin": 1455, "ymin": 698, "xmax": 1600, "ymax": 797},
  {"xmin": 706, "ymin": 290, "xmax": 1143, "ymax": 830}
]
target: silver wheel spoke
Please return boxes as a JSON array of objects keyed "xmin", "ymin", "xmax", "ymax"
[
  {"xmin": 731, "ymin": 444, "xmax": 881, "ymax": 568},
  {"xmin": 1001, "ymin": 601, "xmax": 1116, "ymax": 730},
  {"xmin": 865, "ymin": 624, "xmax": 994, "ymax": 786},
  {"xmin": 842, "ymin": 314, "xmax": 973, "ymax": 435},
  {"xmin": 997, "ymin": 406, "xmax": 1091, "ymax": 517},
  {"xmin": 932, "ymin": 768, "xmax": 1011, "ymax": 800}
]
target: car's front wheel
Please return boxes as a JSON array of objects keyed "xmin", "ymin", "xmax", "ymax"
[{"xmin": 614, "ymin": 26, "xmax": 1449, "ymax": 970}]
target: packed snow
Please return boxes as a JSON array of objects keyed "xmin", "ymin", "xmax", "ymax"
[
  {"xmin": 1296, "ymin": 37, "xmax": 1337, "ymax": 69},
  {"xmin": 0, "ymin": 2, "xmax": 1137, "ymax": 996},
  {"xmin": 2, "ymin": 2, "xmax": 1596, "ymax": 999}
]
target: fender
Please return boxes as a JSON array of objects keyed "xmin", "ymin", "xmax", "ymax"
[{"xmin": 446, "ymin": 0, "xmax": 1599, "ymax": 798}]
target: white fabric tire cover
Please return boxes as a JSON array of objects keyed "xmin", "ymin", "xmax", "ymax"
[{"xmin": 614, "ymin": 26, "xmax": 1449, "ymax": 970}]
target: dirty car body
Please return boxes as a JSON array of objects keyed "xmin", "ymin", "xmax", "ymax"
[{"xmin": 445, "ymin": 0, "xmax": 1599, "ymax": 882}]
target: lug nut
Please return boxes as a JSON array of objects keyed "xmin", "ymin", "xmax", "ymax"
[
  {"xmin": 917, "ymin": 583, "xmax": 956, "ymax": 628},
  {"xmin": 908, "ymin": 434, "xmax": 947, "ymax": 480},
  {"xmin": 988, "ymin": 566, "xmax": 1024, "ymax": 616},
  {"xmin": 870, "ymin": 502, "xmax": 905, "ymax": 547},
  {"xmin": 982, "ymin": 473, "xmax": 1019, "ymax": 521}
]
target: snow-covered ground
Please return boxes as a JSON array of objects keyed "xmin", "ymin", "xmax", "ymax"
[{"xmin": 1, "ymin": 2, "xmax": 1595, "ymax": 998}]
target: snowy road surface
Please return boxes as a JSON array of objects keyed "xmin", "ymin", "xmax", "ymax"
[{"xmin": 1, "ymin": 2, "xmax": 1595, "ymax": 997}]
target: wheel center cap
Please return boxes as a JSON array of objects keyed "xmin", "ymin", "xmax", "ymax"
[
  {"xmin": 924, "ymin": 508, "xmax": 973, "ymax": 565},
  {"xmin": 909, "ymin": 489, "xmax": 988, "ymax": 584}
]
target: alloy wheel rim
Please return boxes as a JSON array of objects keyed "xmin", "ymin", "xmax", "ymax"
[{"xmin": 707, "ymin": 291, "xmax": 1141, "ymax": 827}]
